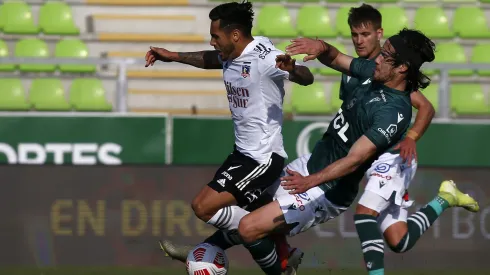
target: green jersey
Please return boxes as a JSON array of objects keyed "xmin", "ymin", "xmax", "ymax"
[{"xmin": 306, "ymin": 58, "xmax": 413, "ymax": 207}]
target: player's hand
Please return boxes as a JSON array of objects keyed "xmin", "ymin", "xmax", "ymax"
[
  {"xmin": 280, "ymin": 168, "xmax": 313, "ymax": 194},
  {"xmin": 275, "ymin": 54, "xmax": 296, "ymax": 72},
  {"xmin": 145, "ymin": 46, "xmax": 176, "ymax": 67},
  {"xmin": 394, "ymin": 137, "xmax": 417, "ymax": 166},
  {"xmin": 285, "ymin": 38, "xmax": 325, "ymax": 62}
]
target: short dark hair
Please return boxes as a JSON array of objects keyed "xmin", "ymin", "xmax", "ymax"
[
  {"xmin": 388, "ymin": 28, "xmax": 436, "ymax": 91},
  {"xmin": 348, "ymin": 4, "xmax": 382, "ymax": 30},
  {"xmin": 209, "ymin": 1, "xmax": 254, "ymax": 36}
]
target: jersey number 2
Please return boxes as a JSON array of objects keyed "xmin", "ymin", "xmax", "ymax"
[{"xmin": 333, "ymin": 108, "xmax": 349, "ymax": 142}]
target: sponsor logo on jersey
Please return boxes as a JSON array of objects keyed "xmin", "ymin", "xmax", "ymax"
[
  {"xmin": 221, "ymin": 171, "xmax": 233, "ymax": 180},
  {"xmin": 386, "ymin": 124, "xmax": 398, "ymax": 137},
  {"xmin": 0, "ymin": 142, "xmax": 121, "ymax": 165},
  {"xmin": 253, "ymin": 43, "xmax": 272, "ymax": 59},
  {"xmin": 377, "ymin": 128, "xmax": 392, "ymax": 143},
  {"xmin": 224, "ymin": 81, "xmax": 250, "ymax": 108},
  {"xmin": 379, "ymin": 180, "xmax": 386, "ymax": 188},
  {"xmin": 370, "ymin": 172, "xmax": 392, "ymax": 180},
  {"xmin": 244, "ymin": 189, "xmax": 262, "ymax": 203},
  {"xmin": 374, "ymin": 163, "xmax": 390, "ymax": 173}
]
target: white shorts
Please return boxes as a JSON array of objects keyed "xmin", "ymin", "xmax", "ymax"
[
  {"xmin": 358, "ymin": 152, "xmax": 417, "ymax": 232},
  {"xmin": 265, "ymin": 154, "xmax": 348, "ymax": 237}
]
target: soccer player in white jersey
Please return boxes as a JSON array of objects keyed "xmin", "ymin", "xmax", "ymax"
[{"xmin": 145, "ymin": 1, "xmax": 314, "ymax": 274}]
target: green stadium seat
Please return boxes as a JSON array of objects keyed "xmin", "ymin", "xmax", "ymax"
[
  {"xmin": 471, "ymin": 44, "xmax": 490, "ymax": 76},
  {"xmin": 443, "ymin": 0, "xmax": 477, "ymax": 2},
  {"xmin": 451, "ymin": 84, "xmax": 488, "ymax": 115},
  {"xmin": 414, "ymin": 7, "xmax": 454, "ymax": 38},
  {"xmin": 379, "ymin": 7, "xmax": 408, "ymax": 37},
  {"xmin": 327, "ymin": 0, "xmax": 359, "ymax": 2},
  {"xmin": 291, "ymin": 82, "xmax": 331, "ymax": 114},
  {"xmin": 365, "ymin": 0, "xmax": 397, "ymax": 2},
  {"xmin": 0, "ymin": 79, "xmax": 30, "ymax": 111},
  {"xmin": 0, "ymin": 5, "xmax": 5, "ymax": 31},
  {"xmin": 425, "ymin": 43, "xmax": 472, "ymax": 76},
  {"xmin": 30, "ymin": 79, "xmax": 71, "ymax": 111},
  {"xmin": 318, "ymin": 42, "xmax": 347, "ymax": 76},
  {"xmin": 335, "ymin": 6, "xmax": 356, "ymax": 38},
  {"xmin": 0, "ymin": 40, "xmax": 15, "ymax": 72},
  {"xmin": 287, "ymin": 0, "xmax": 319, "ymax": 3},
  {"xmin": 330, "ymin": 82, "xmax": 343, "ymax": 112},
  {"xmin": 55, "ymin": 39, "xmax": 96, "ymax": 73},
  {"xmin": 39, "ymin": 1, "xmax": 79, "ymax": 35},
  {"xmin": 70, "ymin": 79, "xmax": 112, "ymax": 112},
  {"xmin": 15, "ymin": 39, "xmax": 56, "ymax": 72},
  {"xmin": 453, "ymin": 7, "xmax": 490, "ymax": 39},
  {"xmin": 296, "ymin": 6, "xmax": 336, "ymax": 38},
  {"xmin": 255, "ymin": 5, "xmax": 296, "ymax": 37},
  {"xmin": 1, "ymin": 1, "xmax": 38, "ymax": 34}
]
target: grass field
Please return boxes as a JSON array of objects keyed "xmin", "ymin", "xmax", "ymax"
[{"xmin": 2, "ymin": 267, "xmax": 489, "ymax": 275}]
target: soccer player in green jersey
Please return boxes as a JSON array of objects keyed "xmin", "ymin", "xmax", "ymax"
[{"xmin": 269, "ymin": 29, "xmax": 479, "ymax": 275}]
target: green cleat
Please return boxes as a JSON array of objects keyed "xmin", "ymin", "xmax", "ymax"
[
  {"xmin": 158, "ymin": 239, "xmax": 194, "ymax": 263},
  {"xmin": 438, "ymin": 180, "xmax": 480, "ymax": 212}
]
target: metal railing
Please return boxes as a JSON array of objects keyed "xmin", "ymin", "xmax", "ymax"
[{"xmin": 1, "ymin": 57, "xmax": 490, "ymax": 119}]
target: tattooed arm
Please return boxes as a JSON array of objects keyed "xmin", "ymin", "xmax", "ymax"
[
  {"xmin": 175, "ymin": 51, "xmax": 222, "ymax": 69},
  {"xmin": 145, "ymin": 47, "xmax": 222, "ymax": 69}
]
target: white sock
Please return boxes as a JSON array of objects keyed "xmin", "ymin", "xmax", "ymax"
[{"xmin": 206, "ymin": 206, "xmax": 249, "ymax": 230}]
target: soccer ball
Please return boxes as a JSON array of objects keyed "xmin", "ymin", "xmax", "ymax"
[{"xmin": 186, "ymin": 242, "xmax": 229, "ymax": 275}]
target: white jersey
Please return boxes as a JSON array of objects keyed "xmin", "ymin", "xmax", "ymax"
[{"xmin": 220, "ymin": 36, "xmax": 290, "ymax": 164}]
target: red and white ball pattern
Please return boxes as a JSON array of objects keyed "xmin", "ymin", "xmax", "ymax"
[{"xmin": 186, "ymin": 243, "xmax": 229, "ymax": 275}]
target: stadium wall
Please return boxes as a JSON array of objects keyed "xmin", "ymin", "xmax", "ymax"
[
  {"xmin": 1, "ymin": 114, "xmax": 489, "ymax": 273},
  {"xmin": 0, "ymin": 114, "xmax": 488, "ymax": 167},
  {"xmin": 0, "ymin": 165, "xmax": 489, "ymax": 270}
]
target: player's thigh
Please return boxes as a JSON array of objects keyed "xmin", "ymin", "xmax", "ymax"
[
  {"xmin": 192, "ymin": 185, "xmax": 237, "ymax": 219},
  {"xmin": 379, "ymin": 206, "xmax": 409, "ymax": 247},
  {"xmin": 238, "ymin": 200, "xmax": 288, "ymax": 243}
]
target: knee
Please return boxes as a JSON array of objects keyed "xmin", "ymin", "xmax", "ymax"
[
  {"xmin": 191, "ymin": 197, "xmax": 213, "ymax": 222},
  {"xmin": 238, "ymin": 215, "xmax": 258, "ymax": 243}
]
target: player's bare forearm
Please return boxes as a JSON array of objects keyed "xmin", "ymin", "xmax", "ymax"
[
  {"xmin": 409, "ymin": 91, "xmax": 435, "ymax": 141},
  {"xmin": 317, "ymin": 41, "xmax": 353, "ymax": 75},
  {"xmin": 307, "ymin": 155, "xmax": 363, "ymax": 187},
  {"xmin": 306, "ymin": 136, "xmax": 377, "ymax": 188},
  {"xmin": 288, "ymin": 65, "xmax": 314, "ymax": 86},
  {"xmin": 175, "ymin": 51, "xmax": 222, "ymax": 69}
]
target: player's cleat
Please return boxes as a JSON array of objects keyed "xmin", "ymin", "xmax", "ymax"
[
  {"xmin": 270, "ymin": 233, "xmax": 290, "ymax": 271},
  {"xmin": 283, "ymin": 247, "xmax": 304, "ymax": 275},
  {"xmin": 158, "ymin": 239, "xmax": 193, "ymax": 263},
  {"xmin": 438, "ymin": 180, "xmax": 479, "ymax": 212}
]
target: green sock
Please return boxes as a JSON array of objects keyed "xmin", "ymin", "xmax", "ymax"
[
  {"xmin": 354, "ymin": 214, "xmax": 384, "ymax": 275},
  {"xmin": 392, "ymin": 196, "xmax": 450, "ymax": 253},
  {"xmin": 244, "ymin": 237, "xmax": 282, "ymax": 275}
]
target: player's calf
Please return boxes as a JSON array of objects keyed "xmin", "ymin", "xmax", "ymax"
[
  {"xmin": 389, "ymin": 180, "xmax": 479, "ymax": 253},
  {"xmin": 354, "ymin": 204, "xmax": 385, "ymax": 275}
]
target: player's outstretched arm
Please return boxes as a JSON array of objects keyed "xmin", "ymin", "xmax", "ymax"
[
  {"xmin": 145, "ymin": 46, "xmax": 222, "ymax": 69},
  {"xmin": 408, "ymin": 91, "xmax": 435, "ymax": 141},
  {"xmin": 393, "ymin": 91, "xmax": 435, "ymax": 163},
  {"xmin": 281, "ymin": 136, "xmax": 377, "ymax": 194},
  {"xmin": 285, "ymin": 38, "xmax": 353, "ymax": 75},
  {"xmin": 275, "ymin": 54, "xmax": 314, "ymax": 86}
]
